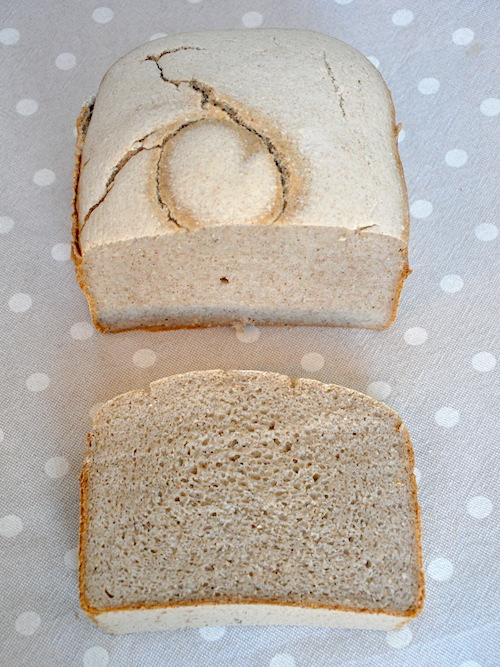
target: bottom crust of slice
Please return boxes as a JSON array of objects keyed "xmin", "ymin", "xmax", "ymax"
[
  {"xmin": 88, "ymin": 601, "xmax": 414, "ymax": 635},
  {"xmin": 75, "ymin": 226, "xmax": 409, "ymax": 333}
]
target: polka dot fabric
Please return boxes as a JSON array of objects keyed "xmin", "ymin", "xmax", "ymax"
[{"xmin": 0, "ymin": 2, "xmax": 497, "ymax": 666}]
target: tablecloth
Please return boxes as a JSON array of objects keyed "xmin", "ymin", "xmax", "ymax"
[{"xmin": 1, "ymin": 1, "xmax": 498, "ymax": 665}]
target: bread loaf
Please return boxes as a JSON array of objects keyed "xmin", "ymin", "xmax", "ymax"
[
  {"xmin": 80, "ymin": 370, "xmax": 424, "ymax": 634},
  {"xmin": 72, "ymin": 29, "xmax": 409, "ymax": 333}
]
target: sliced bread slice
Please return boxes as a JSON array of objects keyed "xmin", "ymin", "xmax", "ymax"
[{"xmin": 80, "ymin": 370, "xmax": 424, "ymax": 634}]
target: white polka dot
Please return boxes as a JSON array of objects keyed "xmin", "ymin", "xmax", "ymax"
[
  {"xmin": 410, "ymin": 200, "xmax": 433, "ymax": 218},
  {"xmin": 16, "ymin": 98, "xmax": 38, "ymax": 115},
  {"xmin": 386, "ymin": 626, "xmax": 412, "ymax": 648},
  {"xmin": 392, "ymin": 10, "xmax": 414, "ymax": 27},
  {"xmin": 427, "ymin": 557, "xmax": 454, "ymax": 581},
  {"xmin": 199, "ymin": 626, "xmax": 226, "ymax": 641},
  {"xmin": 0, "ymin": 216, "xmax": 14, "ymax": 233},
  {"xmin": 0, "ymin": 28, "xmax": 20, "ymax": 45},
  {"xmin": 70, "ymin": 322, "xmax": 94, "ymax": 340},
  {"xmin": 0, "ymin": 514, "xmax": 23, "ymax": 538},
  {"xmin": 235, "ymin": 325, "xmax": 261, "ymax": 343},
  {"xmin": 474, "ymin": 223, "xmax": 497, "ymax": 241},
  {"xmin": 480, "ymin": 98, "xmax": 500, "ymax": 116},
  {"xmin": 133, "ymin": 348, "xmax": 157, "ymax": 368},
  {"xmin": 15, "ymin": 611, "xmax": 41, "ymax": 636},
  {"xmin": 55, "ymin": 52, "xmax": 76, "ymax": 70},
  {"xmin": 51, "ymin": 243, "xmax": 71, "ymax": 261},
  {"xmin": 83, "ymin": 646, "xmax": 109, "ymax": 667},
  {"xmin": 33, "ymin": 169, "xmax": 55, "ymax": 186},
  {"xmin": 270, "ymin": 655, "xmax": 296, "ymax": 667},
  {"xmin": 434, "ymin": 406, "xmax": 459, "ymax": 428},
  {"xmin": 404, "ymin": 327, "xmax": 428, "ymax": 345},
  {"xmin": 418, "ymin": 77, "xmax": 440, "ymax": 95},
  {"xmin": 64, "ymin": 546, "xmax": 79, "ymax": 570},
  {"xmin": 398, "ymin": 128, "xmax": 406, "ymax": 143},
  {"xmin": 301, "ymin": 352, "xmax": 325, "ymax": 372},
  {"xmin": 92, "ymin": 7, "xmax": 114, "ymax": 23},
  {"xmin": 149, "ymin": 32, "xmax": 168, "ymax": 41},
  {"xmin": 0, "ymin": 428, "xmax": 3, "ymax": 443},
  {"xmin": 440, "ymin": 274, "xmax": 463, "ymax": 293},
  {"xmin": 8, "ymin": 293, "xmax": 32, "ymax": 313},
  {"xmin": 335, "ymin": 0, "xmax": 354, "ymax": 4},
  {"xmin": 367, "ymin": 55, "xmax": 379, "ymax": 68},
  {"xmin": 459, "ymin": 662, "xmax": 482, "ymax": 667},
  {"xmin": 26, "ymin": 373, "xmax": 50, "ymax": 392},
  {"xmin": 242, "ymin": 11, "xmax": 263, "ymax": 28},
  {"xmin": 445, "ymin": 149, "xmax": 468, "ymax": 167},
  {"xmin": 89, "ymin": 402, "xmax": 105, "ymax": 419},
  {"xmin": 413, "ymin": 468, "xmax": 421, "ymax": 485},
  {"xmin": 471, "ymin": 352, "xmax": 496, "ymax": 373},
  {"xmin": 365, "ymin": 381, "xmax": 391, "ymax": 401},
  {"xmin": 467, "ymin": 496, "xmax": 493, "ymax": 519},
  {"xmin": 452, "ymin": 28, "xmax": 474, "ymax": 46},
  {"xmin": 44, "ymin": 456, "xmax": 69, "ymax": 479}
]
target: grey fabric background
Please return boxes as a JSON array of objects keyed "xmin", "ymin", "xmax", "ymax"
[{"xmin": 1, "ymin": 1, "xmax": 498, "ymax": 665}]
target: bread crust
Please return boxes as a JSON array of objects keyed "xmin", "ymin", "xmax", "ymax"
[{"xmin": 79, "ymin": 370, "xmax": 424, "ymax": 629}]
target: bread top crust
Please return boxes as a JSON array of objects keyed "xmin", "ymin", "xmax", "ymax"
[{"xmin": 76, "ymin": 30, "xmax": 409, "ymax": 254}]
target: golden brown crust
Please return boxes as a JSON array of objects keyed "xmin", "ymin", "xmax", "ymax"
[
  {"xmin": 384, "ymin": 247, "xmax": 411, "ymax": 329},
  {"xmin": 82, "ymin": 596, "xmax": 421, "ymax": 621},
  {"xmin": 398, "ymin": 423, "xmax": 426, "ymax": 616},
  {"xmin": 78, "ymin": 436, "xmax": 92, "ymax": 616},
  {"xmin": 79, "ymin": 373, "xmax": 424, "ymax": 623}
]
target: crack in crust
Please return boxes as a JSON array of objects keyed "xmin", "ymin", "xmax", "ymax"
[
  {"xmin": 322, "ymin": 52, "xmax": 346, "ymax": 118},
  {"xmin": 154, "ymin": 122, "xmax": 200, "ymax": 231},
  {"xmin": 80, "ymin": 126, "xmax": 196, "ymax": 234},
  {"xmin": 72, "ymin": 98, "xmax": 95, "ymax": 258},
  {"xmin": 79, "ymin": 50, "xmax": 294, "ymax": 235},
  {"xmin": 146, "ymin": 52, "xmax": 291, "ymax": 216},
  {"xmin": 151, "ymin": 46, "xmax": 205, "ymax": 58},
  {"xmin": 81, "ymin": 130, "xmax": 158, "ymax": 229}
]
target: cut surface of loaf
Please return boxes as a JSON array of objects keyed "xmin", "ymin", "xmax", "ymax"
[
  {"xmin": 72, "ymin": 29, "xmax": 410, "ymax": 332},
  {"xmin": 80, "ymin": 370, "xmax": 424, "ymax": 634}
]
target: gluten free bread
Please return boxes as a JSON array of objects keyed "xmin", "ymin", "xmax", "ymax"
[
  {"xmin": 72, "ymin": 29, "xmax": 410, "ymax": 333},
  {"xmin": 80, "ymin": 370, "xmax": 424, "ymax": 634}
]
